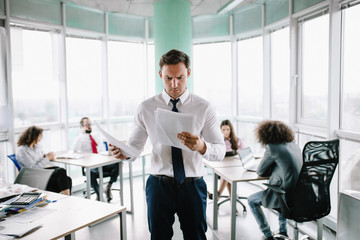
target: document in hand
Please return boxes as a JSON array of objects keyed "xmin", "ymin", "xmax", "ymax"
[
  {"xmin": 155, "ymin": 108, "xmax": 196, "ymax": 151},
  {"xmin": 94, "ymin": 121, "xmax": 141, "ymax": 158}
]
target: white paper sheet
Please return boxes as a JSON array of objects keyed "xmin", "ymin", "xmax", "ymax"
[
  {"xmin": 94, "ymin": 122, "xmax": 141, "ymax": 158},
  {"xmin": 155, "ymin": 108, "xmax": 196, "ymax": 151},
  {"xmin": 0, "ymin": 220, "xmax": 42, "ymax": 237}
]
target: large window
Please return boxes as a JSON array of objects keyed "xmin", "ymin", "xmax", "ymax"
[
  {"xmin": 108, "ymin": 41, "xmax": 146, "ymax": 117},
  {"xmin": 341, "ymin": 4, "xmax": 360, "ymax": 132},
  {"xmin": 193, "ymin": 42, "xmax": 232, "ymax": 117},
  {"xmin": 237, "ymin": 36, "xmax": 263, "ymax": 117},
  {"xmin": 298, "ymin": 14, "xmax": 329, "ymax": 124},
  {"xmin": 11, "ymin": 28, "xmax": 61, "ymax": 126},
  {"xmin": 66, "ymin": 37, "xmax": 103, "ymax": 122},
  {"xmin": 271, "ymin": 27, "xmax": 290, "ymax": 122}
]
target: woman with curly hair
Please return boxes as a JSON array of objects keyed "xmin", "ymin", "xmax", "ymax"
[
  {"xmin": 16, "ymin": 126, "xmax": 72, "ymax": 195},
  {"xmin": 248, "ymin": 120, "xmax": 302, "ymax": 240}
]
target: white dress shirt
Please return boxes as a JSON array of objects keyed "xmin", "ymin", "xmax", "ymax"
[
  {"xmin": 127, "ymin": 89, "xmax": 226, "ymax": 177},
  {"xmin": 16, "ymin": 145, "xmax": 50, "ymax": 168},
  {"xmin": 72, "ymin": 132, "xmax": 104, "ymax": 153}
]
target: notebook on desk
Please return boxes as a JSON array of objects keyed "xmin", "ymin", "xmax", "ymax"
[{"xmin": 238, "ymin": 147, "xmax": 260, "ymax": 172}]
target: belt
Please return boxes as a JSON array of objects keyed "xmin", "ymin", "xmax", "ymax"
[{"xmin": 151, "ymin": 175, "xmax": 202, "ymax": 184}]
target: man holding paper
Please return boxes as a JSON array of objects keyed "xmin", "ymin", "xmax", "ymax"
[{"xmin": 110, "ymin": 49, "xmax": 225, "ymax": 240}]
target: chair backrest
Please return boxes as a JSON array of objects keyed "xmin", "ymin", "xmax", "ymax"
[
  {"xmin": 7, "ymin": 154, "xmax": 22, "ymax": 171},
  {"xmin": 14, "ymin": 167, "xmax": 54, "ymax": 190},
  {"xmin": 287, "ymin": 139, "xmax": 339, "ymax": 222}
]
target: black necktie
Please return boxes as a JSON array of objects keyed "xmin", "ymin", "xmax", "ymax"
[{"xmin": 170, "ymin": 99, "xmax": 186, "ymax": 184}]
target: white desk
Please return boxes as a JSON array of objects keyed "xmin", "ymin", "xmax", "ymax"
[
  {"xmin": 204, "ymin": 156, "xmax": 267, "ymax": 240},
  {"xmin": 55, "ymin": 153, "xmax": 135, "ymax": 213},
  {"xmin": 212, "ymin": 166, "xmax": 267, "ymax": 240},
  {"xmin": 18, "ymin": 191, "xmax": 127, "ymax": 240},
  {"xmin": 203, "ymin": 155, "xmax": 242, "ymax": 169}
]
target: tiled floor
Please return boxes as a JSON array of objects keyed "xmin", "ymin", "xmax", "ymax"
[{"xmin": 72, "ymin": 172, "xmax": 337, "ymax": 240}]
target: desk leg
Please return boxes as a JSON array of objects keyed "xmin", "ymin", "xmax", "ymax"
[
  {"xmin": 128, "ymin": 161, "xmax": 134, "ymax": 214},
  {"xmin": 99, "ymin": 167, "xmax": 104, "ymax": 202},
  {"xmin": 119, "ymin": 211, "xmax": 127, "ymax": 240},
  {"xmin": 65, "ymin": 232, "xmax": 75, "ymax": 240},
  {"xmin": 142, "ymin": 156, "xmax": 146, "ymax": 190},
  {"xmin": 230, "ymin": 182, "xmax": 237, "ymax": 240},
  {"xmin": 86, "ymin": 167, "xmax": 91, "ymax": 199},
  {"xmin": 119, "ymin": 161, "xmax": 124, "ymax": 206},
  {"xmin": 213, "ymin": 173, "xmax": 219, "ymax": 230}
]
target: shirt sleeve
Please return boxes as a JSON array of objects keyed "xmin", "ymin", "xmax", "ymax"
[
  {"xmin": 257, "ymin": 145, "xmax": 275, "ymax": 177},
  {"xmin": 16, "ymin": 146, "xmax": 49, "ymax": 169},
  {"xmin": 201, "ymin": 105, "xmax": 226, "ymax": 162},
  {"xmin": 126, "ymin": 105, "xmax": 148, "ymax": 157},
  {"xmin": 72, "ymin": 136, "xmax": 81, "ymax": 152}
]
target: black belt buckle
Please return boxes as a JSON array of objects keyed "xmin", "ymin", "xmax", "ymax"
[{"xmin": 152, "ymin": 175, "xmax": 202, "ymax": 184}]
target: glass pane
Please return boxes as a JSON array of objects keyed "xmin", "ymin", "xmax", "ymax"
[
  {"xmin": 341, "ymin": 5, "xmax": 360, "ymax": 132},
  {"xmin": 236, "ymin": 121, "xmax": 264, "ymax": 154},
  {"xmin": 108, "ymin": 41, "xmax": 145, "ymax": 117},
  {"xmin": 301, "ymin": 14, "xmax": 329, "ymax": 122},
  {"xmin": 147, "ymin": 44, "xmax": 155, "ymax": 98},
  {"xmin": 11, "ymin": 28, "xmax": 60, "ymax": 126},
  {"xmin": 271, "ymin": 27, "xmax": 290, "ymax": 122},
  {"xmin": 340, "ymin": 139, "xmax": 360, "ymax": 192},
  {"xmin": 193, "ymin": 42, "xmax": 232, "ymax": 117},
  {"xmin": 66, "ymin": 37, "xmax": 102, "ymax": 121},
  {"xmin": 238, "ymin": 37, "xmax": 263, "ymax": 117}
]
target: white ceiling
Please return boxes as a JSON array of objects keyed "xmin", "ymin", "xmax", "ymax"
[{"xmin": 67, "ymin": 0, "xmax": 233, "ymax": 17}]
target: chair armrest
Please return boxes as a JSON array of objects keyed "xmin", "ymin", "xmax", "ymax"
[{"xmin": 263, "ymin": 183, "xmax": 286, "ymax": 194}]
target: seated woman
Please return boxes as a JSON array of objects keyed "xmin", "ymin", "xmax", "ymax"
[
  {"xmin": 209, "ymin": 119, "xmax": 245, "ymax": 202},
  {"xmin": 16, "ymin": 126, "xmax": 72, "ymax": 195}
]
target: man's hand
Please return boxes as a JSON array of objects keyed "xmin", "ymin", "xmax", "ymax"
[
  {"xmin": 109, "ymin": 144, "xmax": 128, "ymax": 160},
  {"xmin": 177, "ymin": 132, "xmax": 207, "ymax": 155}
]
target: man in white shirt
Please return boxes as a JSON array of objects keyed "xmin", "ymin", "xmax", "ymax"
[
  {"xmin": 73, "ymin": 117, "xmax": 119, "ymax": 202},
  {"xmin": 111, "ymin": 49, "xmax": 225, "ymax": 239}
]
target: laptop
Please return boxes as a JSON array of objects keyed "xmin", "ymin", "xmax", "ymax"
[{"xmin": 238, "ymin": 147, "xmax": 260, "ymax": 172}]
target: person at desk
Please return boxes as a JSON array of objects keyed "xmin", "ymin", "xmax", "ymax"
[
  {"xmin": 208, "ymin": 120, "xmax": 245, "ymax": 202},
  {"xmin": 110, "ymin": 49, "xmax": 226, "ymax": 240},
  {"xmin": 248, "ymin": 120, "xmax": 302, "ymax": 240},
  {"xmin": 16, "ymin": 126, "xmax": 72, "ymax": 195},
  {"xmin": 73, "ymin": 117, "xmax": 119, "ymax": 202}
]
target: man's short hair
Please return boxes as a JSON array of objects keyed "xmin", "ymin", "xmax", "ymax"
[
  {"xmin": 159, "ymin": 49, "xmax": 190, "ymax": 71},
  {"xmin": 80, "ymin": 117, "xmax": 89, "ymax": 127}
]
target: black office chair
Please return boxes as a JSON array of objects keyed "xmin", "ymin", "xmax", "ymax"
[
  {"xmin": 15, "ymin": 167, "xmax": 54, "ymax": 190},
  {"xmin": 81, "ymin": 166, "xmax": 121, "ymax": 202},
  {"xmin": 264, "ymin": 139, "xmax": 339, "ymax": 240}
]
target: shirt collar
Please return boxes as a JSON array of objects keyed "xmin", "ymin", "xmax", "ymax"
[{"xmin": 161, "ymin": 89, "xmax": 189, "ymax": 105}]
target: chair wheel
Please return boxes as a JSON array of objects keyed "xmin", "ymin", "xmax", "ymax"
[{"xmin": 299, "ymin": 235, "xmax": 310, "ymax": 240}]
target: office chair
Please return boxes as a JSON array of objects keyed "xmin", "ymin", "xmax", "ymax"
[
  {"xmin": 14, "ymin": 167, "xmax": 55, "ymax": 190},
  {"xmin": 217, "ymin": 194, "xmax": 247, "ymax": 213},
  {"xmin": 7, "ymin": 154, "xmax": 22, "ymax": 171},
  {"xmin": 264, "ymin": 139, "xmax": 339, "ymax": 240},
  {"xmin": 81, "ymin": 166, "xmax": 121, "ymax": 202}
]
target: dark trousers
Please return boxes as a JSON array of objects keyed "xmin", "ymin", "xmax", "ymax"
[
  {"xmin": 90, "ymin": 163, "xmax": 119, "ymax": 195},
  {"xmin": 146, "ymin": 175, "xmax": 208, "ymax": 240},
  {"xmin": 45, "ymin": 166, "xmax": 72, "ymax": 193}
]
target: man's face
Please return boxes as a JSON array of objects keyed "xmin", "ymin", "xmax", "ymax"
[
  {"xmin": 159, "ymin": 62, "xmax": 190, "ymax": 99},
  {"xmin": 82, "ymin": 119, "xmax": 92, "ymax": 133}
]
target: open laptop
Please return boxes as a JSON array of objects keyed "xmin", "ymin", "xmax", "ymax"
[{"xmin": 238, "ymin": 147, "xmax": 260, "ymax": 172}]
